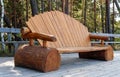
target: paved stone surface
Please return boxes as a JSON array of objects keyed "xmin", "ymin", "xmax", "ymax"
[{"xmin": 0, "ymin": 51, "xmax": 120, "ymax": 77}]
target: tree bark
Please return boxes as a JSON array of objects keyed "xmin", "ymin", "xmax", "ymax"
[
  {"xmin": 94, "ymin": 0, "xmax": 97, "ymax": 32},
  {"xmin": 0, "ymin": 0, "xmax": 5, "ymax": 50},
  {"xmin": 105, "ymin": 0, "xmax": 111, "ymax": 33},
  {"xmin": 30, "ymin": 0, "xmax": 38, "ymax": 16},
  {"xmin": 15, "ymin": 45, "xmax": 61, "ymax": 72},
  {"xmin": 100, "ymin": 1, "xmax": 105, "ymax": 33},
  {"xmin": 65, "ymin": 0, "xmax": 69, "ymax": 14},
  {"xmin": 26, "ymin": 0, "xmax": 29, "ymax": 21},
  {"xmin": 61, "ymin": 0, "xmax": 65, "ymax": 13},
  {"xmin": 48, "ymin": 0, "xmax": 52, "ymax": 11},
  {"xmin": 84, "ymin": 0, "xmax": 87, "ymax": 26},
  {"xmin": 41, "ymin": 0, "xmax": 44, "ymax": 13}
]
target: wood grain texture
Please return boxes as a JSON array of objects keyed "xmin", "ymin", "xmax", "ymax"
[
  {"xmin": 25, "ymin": 11, "xmax": 91, "ymax": 48},
  {"xmin": 89, "ymin": 33, "xmax": 109, "ymax": 40},
  {"xmin": 15, "ymin": 11, "xmax": 114, "ymax": 72},
  {"xmin": 15, "ymin": 44, "xmax": 61, "ymax": 72},
  {"xmin": 58, "ymin": 46, "xmax": 108, "ymax": 53},
  {"xmin": 26, "ymin": 11, "xmax": 113, "ymax": 58},
  {"xmin": 22, "ymin": 32, "xmax": 57, "ymax": 42},
  {"xmin": 79, "ymin": 45, "xmax": 113, "ymax": 61},
  {"xmin": 24, "ymin": 10, "xmax": 113, "ymax": 59}
]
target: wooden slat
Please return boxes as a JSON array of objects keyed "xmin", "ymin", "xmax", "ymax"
[
  {"xmin": 74, "ymin": 20, "xmax": 87, "ymax": 46},
  {"xmin": 38, "ymin": 14, "xmax": 55, "ymax": 47},
  {"xmin": 78, "ymin": 23, "xmax": 90, "ymax": 46},
  {"xmin": 71, "ymin": 18, "xmax": 90, "ymax": 47},
  {"xmin": 47, "ymin": 11, "xmax": 65, "ymax": 48},
  {"xmin": 30, "ymin": 15, "xmax": 45, "ymax": 45},
  {"xmin": 26, "ymin": 20, "xmax": 36, "ymax": 32},
  {"xmin": 75, "ymin": 22, "xmax": 84, "ymax": 46},
  {"xmin": 56, "ymin": 11, "xmax": 76, "ymax": 47},
  {"xmin": 51, "ymin": 11, "xmax": 69, "ymax": 47},
  {"xmin": 31, "ymin": 15, "xmax": 46, "ymax": 33},
  {"xmin": 36, "ymin": 14, "xmax": 50, "ymax": 44},
  {"xmin": 58, "ymin": 46, "xmax": 108, "ymax": 53},
  {"xmin": 26, "ymin": 18, "xmax": 42, "ymax": 45},
  {"xmin": 61, "ymin": 12, "xmax": 77, "ymax": 47},
  {"xmin": 27, "ymin": 15, "xmax": 51, "ymax": 46},
  {"xmin": 54, "ymin": 11, "xmax": 73, "ymax": 47},
  {"xmin": 70, "ymin": 17, "xmax": 83, "ymax": 47},
  {"xmin": 41, "ymin": 12, "xmax": 60, "ymax": 47},
  {"xmin": 37, "ymin": 14, "xmax": 49, "ymax": 33},
  {"xmin": 49, "ymin": 11, "xmax": 67, "ymax": 47}
]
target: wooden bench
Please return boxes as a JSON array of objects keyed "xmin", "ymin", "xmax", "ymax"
[{"xmin": 14, "ymin": 11, "xmax": 114, "ymax": 72}]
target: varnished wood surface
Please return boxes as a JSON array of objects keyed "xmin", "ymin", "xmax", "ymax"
[
  {"xmin": 26, "ymin": 11, "xmax": 90, "ymax": 48},
  {"xmin": 58, "ymin": 46, "xmax": 108, "ymax": 53},
  {"xmin": 15, "ymin": 45, "xmax": 61, "ymax": 72},
  {"xmin": 23, "ymin": 11, "xmax": 113, "ymax": 61},
  {"xmin": 22, "ymin": 32, "xmax": 57, "ymax": 42},
  {"xmin": 15, "ymin": 11, "xmax": 114, "ymax": 73},
  {"xmin": 89, "ymin": 33, "xmax": 109, "ymax": 40},
  {"xmin": 24, "ymin": 10, "xmax": 113, "ymax": 55}
]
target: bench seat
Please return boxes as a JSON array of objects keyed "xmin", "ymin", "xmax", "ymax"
[{"xmin": 58, "ymin": 46, "xmax": 109, "ymax": 53}]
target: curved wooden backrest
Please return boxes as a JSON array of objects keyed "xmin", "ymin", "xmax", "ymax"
[{"xmin": 26, "ymin": 11, "xmax": 91, "ymax": 48}]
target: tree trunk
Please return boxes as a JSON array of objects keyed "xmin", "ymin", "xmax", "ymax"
[
  {"xmin": 11, "ymin": 0, "xmax": 17, "ymax": 28},
  {"xmin": 56, "ymin": 0, "xmax": 60, "ymax": 10},
  {"xmin": 100, "ymin": 1, "xmax": 105, "ymax": 33},
  {"xmin": 41, "ymin": 0, "xmax": 44, "ymax": 13},
  {"xmin": 48, "ymin": 0, "xmax": 52, "ymax": 11},
  {"xmin": 105, "ymin": 0, "xmax": 111, "ymax": 33},
  {"xmin": 30, "ymin": 0, "xmax": 38, "ymax": 16},
  {"xmin": 65, "ymin": 0, "xmax": 69, "ymax": 14},
  {"xmin": 26, "ymin": 0, "xmax": 29, "ymax": 21},
  {"xmin": 94, "ymin": 0, "xmax": 97, "ymax": 32},
  {"xmin": 4, "ymin": 15, "xmax": 11, "ymax": 28},
  {"xmin": 84, "ymin": 0, "xmax": 87, "ymax": 26},
  {"xmin": 112, "ymin": 0, "xmax": 115, "ymax": 34},
  {"xmin": 0, "ymin": 0, "xmax": 5, "ymax": 51},
  {"xmin": 69, "ymin": 0, "xmax": 73, "ymax": 16},
  {"xmin": 61, "ymin": 0, "xmax": 65, "ymax": 13}
]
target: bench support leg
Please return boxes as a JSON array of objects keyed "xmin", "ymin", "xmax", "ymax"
[
  {"xmin": 79, "ymin": 45, "xmax": 114, "ymax": 61},
  {"xmin": 14, "ymin": 44, "xmax": 61, "ymax": 72}
]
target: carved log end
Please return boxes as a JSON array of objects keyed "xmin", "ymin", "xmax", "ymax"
[{"xmin": 14, "ymin": 44, "xmax": 61, "ymax": 72}]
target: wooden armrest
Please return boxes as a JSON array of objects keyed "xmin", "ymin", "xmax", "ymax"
[
  {"xmin": 89, "ymin": 33, "xmax": 109, "ymax": 40},
  {"xmin": 22, "ymin": 32, "xmax": 57, "ymax": 42},
  {"xmin": 21, "ymin": 27, "xmax": 57, "ymax": 42}
]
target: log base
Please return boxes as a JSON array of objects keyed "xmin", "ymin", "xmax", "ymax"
[
  {"xmin": 79, "ymin": 45, "xmax": 114, "ymax": 61},
  {"xmin": 14, "ymin": 44, "xmax": 61, "ymax": 72}
]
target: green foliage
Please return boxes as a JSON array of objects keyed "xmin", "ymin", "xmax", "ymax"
[
  {"xmin": 4, "ymin": 0, "xmax": 30, "ymax": 27},
  {"xmin": 0, "ymin": 44, "xmax": 14, "ymax": 57},
  {"xmin": 72, "ymin": 0, "xmax": 83, "ymax": 20},
  {"xmin": 114, "ymin": 21, "xmax": 120, "ymax": 33},
  {"xmin": 2, "ymin": 0, "xmax": 120, "ymax": 33}
]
